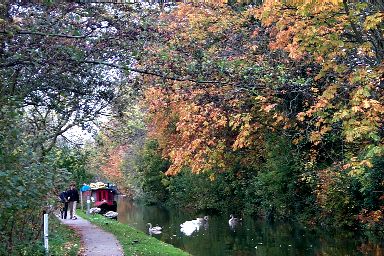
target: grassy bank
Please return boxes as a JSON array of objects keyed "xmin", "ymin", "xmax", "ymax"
[
  {"xmin": 78, "ymin": 211, "xmax": 190, "ymax": 256},
  {"xmin": 49, "ymin": 215, "xmax": 81, "ymax": 256}
]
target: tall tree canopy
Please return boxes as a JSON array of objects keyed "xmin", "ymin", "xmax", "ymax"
[
  {"xmin": 140, "ymin": 2, "xmax": 383, "ymax": 175},
  {"xmin": 134, "ymin": 1, "xmax": 383, "ymax": 228}
]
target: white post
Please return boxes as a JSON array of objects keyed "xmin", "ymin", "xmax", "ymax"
[
  {"xmin": 86, "ymin": 195, "xmax": 91, "ymax": 215},
  {"xmin": 43, "ymin": 213, "xmax": 49, "ymax": 254}
]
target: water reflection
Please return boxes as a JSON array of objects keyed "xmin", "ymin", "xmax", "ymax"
[{"xmin": 117, "ymin": 198, "xmax": 384, "ymax": 256}]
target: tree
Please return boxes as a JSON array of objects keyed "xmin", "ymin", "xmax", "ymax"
[
  {"xmin": 0, "ymin": 2, "xmax": 162, "ymax": 253},
  {"xmin": 136, "ymin": 2, "xmax": 383, "ymax": 227}
]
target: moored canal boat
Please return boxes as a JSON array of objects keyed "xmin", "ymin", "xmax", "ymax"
[{"xmin": 82, "ymin": 182, "xmax": 118, "ymax": 214}]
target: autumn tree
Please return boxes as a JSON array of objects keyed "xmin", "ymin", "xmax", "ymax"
[
  {"xmin": 136, "ymin": 1, "xmax": 383, "ymax": 226},
  {"xmin": 257, "ymin": 0, "xmax": 383, "ymax": 225}
]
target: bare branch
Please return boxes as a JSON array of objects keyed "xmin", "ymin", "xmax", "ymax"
[
  {"xmin": 79, "ymin": 59, "xmax": 229, "ymax": 85},
  {"xmin": 0, "ymin": 30, "xmax": 93, "ymax": 39}
]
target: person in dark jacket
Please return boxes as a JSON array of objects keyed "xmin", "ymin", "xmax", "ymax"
[
  {"xmin": 67, "ymin": 182, "xmax": 79, "ymax": 220},
  {"xmin": 58, "ymin": 190, "xmax": 69, "ymax": 219}
]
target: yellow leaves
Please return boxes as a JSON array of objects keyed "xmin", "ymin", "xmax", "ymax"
[
  {"xmin": 357, "ymin": 42, "xmax": 375, "ymax": 58},
  {"xmin": 191, "ymin": 139, "xmax": 202, "ymax": 151},
  {"xmin": 297, "ymin": 112, "xmax": 306, "ymax": 121},
  {"xmin": 311, "ymin": 87, "xmax": 319, "ymax": 93},
  {"xmin": 322, "ymin": 84, "xmax": 338, "ymax": 100},
  {"xmin": 233, "ymin": 129, "xmax": 249, "ymax": 150},
  {"xmin": 309, "ymin": 125, "xmax": 331, "ymax": 145},
  {"xmin": 292, "ymin": 136, "xmax": 303, "ymax": 145},
  {"xmin": 162, "ymin": 3, "xmax": 242, "ymax": 44},
  {"xmin": 361, "ymin": 160, "xmax": 373, "ymax": 168},
  {"xmin": 351, "ymin": 106, "xmax": 362, "ymax": 113},
  {"xmin": 363, "ymin": 12, "xmax": 384, "ymax": 31},
  {"xmin": 229, "ymin": 114, "xmax": 242, "ymax": 129},
  {"xmin": 346, "ymin": 157, "xmax": 372, "ymax": 177},
  {"xmin": 309, "ymin": 132, "xmax": 322, "ymax": 144},
  {"xmin": 362, "ymin": 100, "xmax": 371, "ymax": 109},
  {"xmin": 262, "ymin": 103, "xmax": 277, "ymax": 112}
]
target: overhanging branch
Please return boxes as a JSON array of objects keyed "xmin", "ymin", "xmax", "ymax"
[
  {"xmin": 0, "ymin": 30, "xmax": 93, "ymax": 39},
  {"xmin": 79, "ymin": 59, "xmax": 229, "ymax": 85}
]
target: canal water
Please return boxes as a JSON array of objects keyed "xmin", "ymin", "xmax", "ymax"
[{"xmin": 117, "ymin": 198, "xmax": 383, "ymax": 256}]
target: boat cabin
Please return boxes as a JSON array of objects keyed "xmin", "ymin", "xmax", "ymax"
[{"xmin": 83, "ymin": 182, "xmax": 118, "ymax": 213}]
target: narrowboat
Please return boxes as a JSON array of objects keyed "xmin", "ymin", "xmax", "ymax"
[{"xmin": 82, "ymin": 182, "xmax": 118, "ymax": 213}]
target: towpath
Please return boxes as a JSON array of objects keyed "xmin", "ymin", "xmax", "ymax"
[{"xmin": 58, "ymin": 214, "xmax": 124, "ymax": 256}]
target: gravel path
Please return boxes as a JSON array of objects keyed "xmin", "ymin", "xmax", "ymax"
[{"xmin": 58, "ymin": 214, "xmax": 124, "ymax": 256}]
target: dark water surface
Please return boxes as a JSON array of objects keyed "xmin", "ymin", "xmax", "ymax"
[{"xmin": 116, "ymin": 198, "xmax": 383, "ymax": 256}]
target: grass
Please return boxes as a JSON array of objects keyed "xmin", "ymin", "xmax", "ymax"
[
  {"xmin": 78, "ymin": 211, "xmax": 190, "ymax": 256},
  {"xmin": 49, "ymin": 214, "xmax": 81, "ymax": 256}
]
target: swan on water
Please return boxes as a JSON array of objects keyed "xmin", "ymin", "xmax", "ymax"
[
  {"xmin": 229, "ymin": 214, "xmax": 241, "ymax": 223},
  {"xmin": 180, "ymin": 217, "xmax": 208, "ymax": 236},
  {"xmin": 196, "ymin": 216, "xmax": 209, "ymax": 222},
  {"xmin": 228, "ymin": 214, "xmax": 241, "ymax": 230},
  {"xmin": 180, "ymin": 220, "xmax": 200, "ymax": 236},
  {"xmin": 147, "ymin": 223, "xmax": 162, "ymax": 234}
]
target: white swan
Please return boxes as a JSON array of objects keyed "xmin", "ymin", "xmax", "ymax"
[
  {"xmin": 180, "ymin": 220, "xmax": 202, "ymax": 236},
  {"xmin": 104, "ymin": 211, "xmax": 118, "ymax": 219},
  {"xmin": 228, "ymin": 214, "xmax": 241, "ymax": 230},
  {"xmin": 196, "ymin": 216, "xmax": 209, "ymax": 222},
  {"xmin": 147, "ymin": 223, "xmax": 162, "ymax": 232},
  {"xmin": 89, "ymin": 207, "xmax": 101, "ymax": 214}
]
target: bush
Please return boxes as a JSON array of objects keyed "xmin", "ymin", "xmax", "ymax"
[
  {"xmin": 0, "ymin": 101, "xmax": 72, "ymax": 254},
  {"xmin": 243, "ymin": 135, "xmax": 310, "ymax": 220},
  {"xmin": 135, "ymin": 140, "xmax": 170, "ymax": 204}
]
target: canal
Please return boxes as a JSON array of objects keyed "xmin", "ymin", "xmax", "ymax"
[{"xmin": 116, "ymin": 198, "xmax": 383, "ymax": 256}]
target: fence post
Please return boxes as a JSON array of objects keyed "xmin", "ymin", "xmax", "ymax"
[
  {"xmin": 80, "ymin": 190, "xmax": 83, "ymax": 211},
  {"xmin": 43, "ymin": 213, "xmax": 49, "ymax": 254},
  {"xmin": 86, "ymin": 195, "xmax": 90, "ymax": 215}
]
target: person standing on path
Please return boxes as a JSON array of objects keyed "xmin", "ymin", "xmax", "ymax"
[
  {"xmin": 58, "ymin": 190, "xmax": 69, "ymax": 219},
  {"xmin": 67, "ymin": 182, "xmax": 79, "ymax": 220}
]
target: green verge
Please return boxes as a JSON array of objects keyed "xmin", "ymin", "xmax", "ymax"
[
  {"xmin": 49, "ymin": 215, "xmax": 81, "ymax": 256},
  {"xmin": 77, "ymin": 211, "xmax": 190, "ymax": 256}
]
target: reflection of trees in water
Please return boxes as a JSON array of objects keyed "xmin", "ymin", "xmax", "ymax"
[
  {"xmin": 358, "ymin": 242, "xmax": 384, "ymax": 255},
  {"xmin": 115, "ymin": 199, "xmax": 384, "ymax": 256},
  {"xmin": 117, "ymin": 197, "xmax": 135, "ymax": 222}
]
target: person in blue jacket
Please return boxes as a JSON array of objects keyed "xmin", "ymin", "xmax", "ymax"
[{"xmin": 59, "ymin": 190, "xmax": 69, "ymax": 219}]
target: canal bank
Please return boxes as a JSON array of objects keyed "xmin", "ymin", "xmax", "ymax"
[
  {"xmin": 77, "ymin": 211, "xmax": 190, "ymax": 256},
  {"xmin": 58, "ymin": 213, "xmax": 123, "ymax": 256}
]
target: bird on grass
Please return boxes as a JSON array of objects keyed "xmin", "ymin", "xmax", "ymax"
[
  {"xmin": 104, "ymin": 211, "xmax": 118, "ymax": 219},
  {"xmin": 89, "ymin": 207, "xmax": 101, "ymax": 214}
]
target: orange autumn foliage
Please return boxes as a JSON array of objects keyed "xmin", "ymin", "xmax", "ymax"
[
  {"xmin": 138, "ymin": 1, "xmax": 383, "ymax": 178},
  {"xmin": 99, "ymin": 145, "xmax": 126, "ymax": 180}
]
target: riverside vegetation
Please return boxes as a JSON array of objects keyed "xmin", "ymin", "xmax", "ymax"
[{"xmin": 1, "ymin": 0, "xmax": 383, "ymax": 254}]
